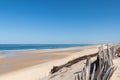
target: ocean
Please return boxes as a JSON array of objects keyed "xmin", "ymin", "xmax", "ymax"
[
  {"xmin": 0, "ymin": 44, "xmax": 91, "ymax": 51},
  {"xmin": 0, "ymin": 44, "xmax": 91, "ymax": 55}
]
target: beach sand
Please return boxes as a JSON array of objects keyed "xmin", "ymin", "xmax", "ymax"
[
  {"xmin": 0, "ymin": 45, "xmax": 102, "ymax": 80},
  {"xmin": 110, "ymin": 58, "xmax": 120, "ymax": 80}
]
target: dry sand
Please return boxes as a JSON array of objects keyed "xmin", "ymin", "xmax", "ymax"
[
  {"xmin": 0, "ymin": 45, "xmax": 103, "ymax": 80},
  {"xmin": 110, "ymin": 58, "xmax": 120, "ymax": 80}
]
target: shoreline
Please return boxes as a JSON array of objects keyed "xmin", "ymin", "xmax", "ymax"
[
  {"xmin": 0, "ymin": 44, "xmax": 101, "ymax": 80},
  {"xmin": 0, "ymin": 44, "xmax": 93, "ymax": 52}
]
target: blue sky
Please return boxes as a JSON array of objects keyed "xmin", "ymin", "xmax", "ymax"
[{"xmin": 0, "ymin": 0, "xmax": 120, "ymax": 44}]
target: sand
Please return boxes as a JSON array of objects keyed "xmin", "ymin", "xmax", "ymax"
[
  {"xmin": 110, "ymin": 58, "xmax": 120, "ymax": 80},
  {"xmin": 0, "ymin": 55, "xmax": 6, "ymax": 59},
  {"xmin": 0, "ymin": 45, "xmax": 103, "ymax": 80}
]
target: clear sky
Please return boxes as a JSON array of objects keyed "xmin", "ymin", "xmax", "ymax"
[{"xmin": 0, "ymin": 0, "xmax": 120, "ymax": 44}]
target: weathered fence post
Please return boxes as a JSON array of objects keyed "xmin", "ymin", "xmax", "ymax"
[{"xmin": 74, "ymin": 44, "xmax": 117, "ymax": 80}]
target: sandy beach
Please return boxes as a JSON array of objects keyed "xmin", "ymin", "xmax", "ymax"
[{"xmin": 0, "ymin": 45, "xmax": 104, "ymax": 80}]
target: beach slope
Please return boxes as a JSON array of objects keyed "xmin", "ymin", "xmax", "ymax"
[{"xmin": 0, "ymin": 45, "xmax": 102, "ymax": 80}]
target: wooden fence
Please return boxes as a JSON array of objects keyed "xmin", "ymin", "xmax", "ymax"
[{"xmin": 74, "ymin": 45, "xmax": 117, "ymax": 80}]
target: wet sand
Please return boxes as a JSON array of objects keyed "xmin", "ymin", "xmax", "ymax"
[{"xmin": 0, "ymin": 45, "xmax": 89, "ymax": 75}]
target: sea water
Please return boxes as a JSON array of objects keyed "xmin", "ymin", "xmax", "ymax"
[{"xmin": 0, "ymin": 44, "xmax": 91, "ymax": 56}]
